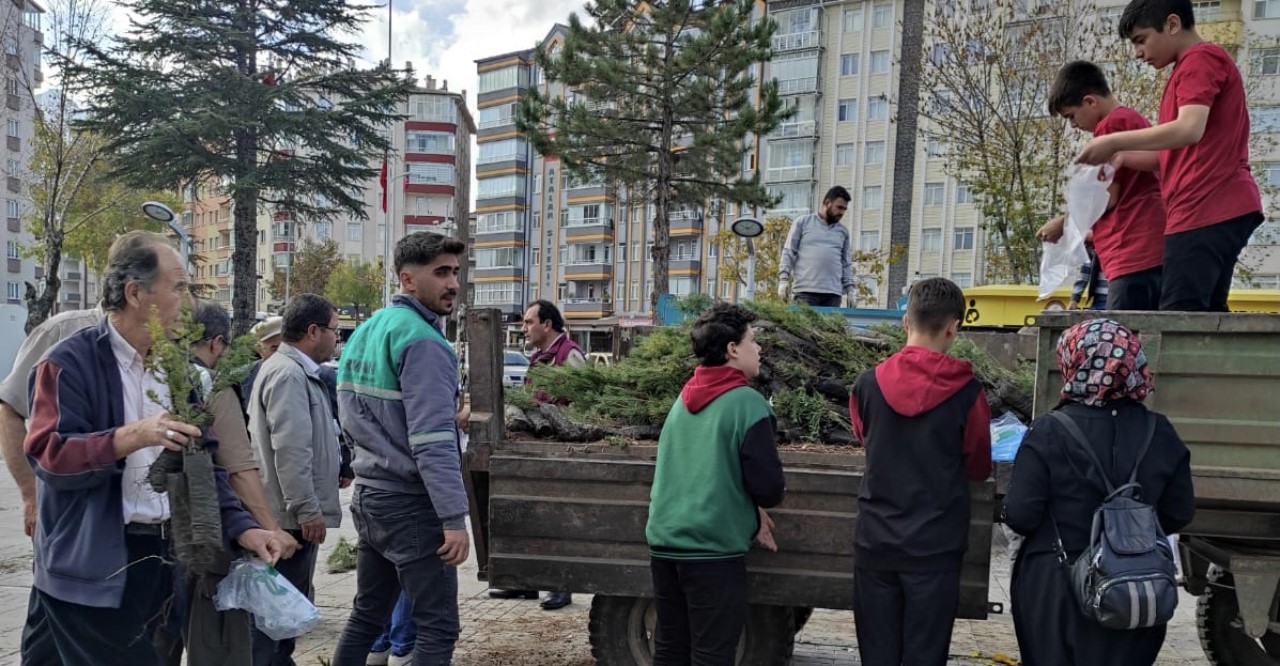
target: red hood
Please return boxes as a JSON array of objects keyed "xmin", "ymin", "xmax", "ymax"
[
  {"xmin": 875, "ymin": 346, "xmax": 976, "ymax": 417},
  {"xmin": 681, "ymin": 365, "xmax": 750, "ymax": 414}
]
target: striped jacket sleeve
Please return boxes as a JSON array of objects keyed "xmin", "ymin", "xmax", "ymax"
[
  {"xmin": 398, "ymin": 336, "xmax": 467, "ymax": 528},
  {"xmin": 24, "ymin": 360, "xmax": 121, "ymax": 490}
]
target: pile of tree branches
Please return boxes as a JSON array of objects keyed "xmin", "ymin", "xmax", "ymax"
[{"xmin": 507, "ymin": 300, "xmax": 1034, "ymax": 445}]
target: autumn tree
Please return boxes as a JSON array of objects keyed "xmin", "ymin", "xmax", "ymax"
[
  {"xmin": 269, "ymin": 238, "xmax": 340, "ymax": 302},
  {"xmin": 518, "ymin": 0, "xmax": 791, "ymax": 316},
  {"xmin": 326, "ymin": 258, "xmax": 383, "ymax": 320},
  {"xmin": 59, "ymin": 0, "xmax": 412, "ymax": 335},
  {"xmin": 712, "ymin": 216, "xmax": 790, "ymax": 302}
]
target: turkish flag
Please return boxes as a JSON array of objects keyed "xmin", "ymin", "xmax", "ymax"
[{"xmin": 380, "ymin": 158, "xmax": 388, "ymax": 212}]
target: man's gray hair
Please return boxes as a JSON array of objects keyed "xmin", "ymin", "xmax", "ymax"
[
  {"xmin": 100, "ymin": 231, "xmax": 173, "ymax": 312},
  {"xmin": 191, "ymin": 299, "xmax": 231, "ymax": 343}
]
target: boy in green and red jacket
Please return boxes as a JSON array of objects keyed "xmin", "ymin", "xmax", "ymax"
[{"xmin": 645, "ymin": 302, "xmax": 785, "ymax": 666}]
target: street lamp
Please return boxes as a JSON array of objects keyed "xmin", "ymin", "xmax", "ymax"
[
  {"xmin": 731, "ymin": 216, "xmax": 764, "ymax": 301},
  {"xmin": 142, "ymin": 201, "xmax": 189, "ymax": 268}
]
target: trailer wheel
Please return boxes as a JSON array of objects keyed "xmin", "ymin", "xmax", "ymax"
[
  {"xmin": 588, "ymin": 595, "xmax": 801, "ymax": 666},
  {"xmin": 1197, "ymin": 567, "xmax": 1280, "ymax": 666}
]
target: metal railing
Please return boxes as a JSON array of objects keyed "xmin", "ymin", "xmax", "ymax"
[{"xmin": 772, "ymin": 31, "xmax": 821, "ymax": 52}]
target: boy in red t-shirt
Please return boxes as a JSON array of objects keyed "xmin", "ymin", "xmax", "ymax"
[
  {"xmin": 1040, "ymin": 60, "xmax": 1166, "ymax": 311},
  {"xmin": 1076, "ymin": 0, "xmax": 1262, "ymax": 312}
]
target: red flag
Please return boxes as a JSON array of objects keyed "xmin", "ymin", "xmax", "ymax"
[{"xmin": 380, "ymin": 158, "xmax": 388, "ymax": 212}]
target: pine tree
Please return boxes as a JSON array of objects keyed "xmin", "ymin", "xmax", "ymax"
[
  {"xmin": 58, "ymin": 0, "xmax": 412, "ymax": 334},
  {"xmin": 517, "ymin": 0, "xmax": 790, "ymax": 314}
]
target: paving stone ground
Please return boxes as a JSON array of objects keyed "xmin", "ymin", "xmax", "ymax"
[{"xmin": 0, "ymin": 477, "xmax": 1211, "ymax": 665}]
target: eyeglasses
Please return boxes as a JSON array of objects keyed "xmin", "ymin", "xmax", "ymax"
[{"xmin": 313, "ymin": 323, "xmax": 338, "ymax": 334}]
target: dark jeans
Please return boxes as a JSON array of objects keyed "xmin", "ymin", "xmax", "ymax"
[
  {"xmin": 36, "ymin": 534, "xmax": 174, "ymax": 666},
  {"xmin": 795, "ymin": 292, "xmax": 842, "ymax": 307},
  {"xmin": 650, "ymin": 556, "xmax": 747, "ymax": 666},
  {"xmin": 1160, "ymin": 212, "xmax": 1263, "ymax": 312},
  {"xmin": 852, "ymin": 566, "xmax": 961, "ymax": 666},
  {"xmin": 251, "ymin": 533, "xmax": 319, "ymax": 666},
  {"xmin": 1107, "ymin": 267, "xmax": 1163, "ymax": 312},
  {"xmin": 332, "ymin": 486, "xmax": 460, "ymax": 666}
]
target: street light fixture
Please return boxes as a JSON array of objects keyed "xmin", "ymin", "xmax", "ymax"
[
  {"xmin": 731, "ymin": 216, "xmax": 763, "ymax": 301},
  {"xmin": 142, "ymin": 201, "xmax": 189, "ymax": 267}
]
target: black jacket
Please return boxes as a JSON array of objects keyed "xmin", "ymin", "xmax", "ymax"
[{"xmin": 1003, "ymin": 401, "xmax": 1195, "ymax": 559}]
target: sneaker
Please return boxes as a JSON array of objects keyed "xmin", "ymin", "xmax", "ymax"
[
  {"xmin": 388, "ymin": 654, "xmax": 413, "ymax": 666},
  {"xmin": 366, "ymin": 650, "xmax": 390, "ymax": 666}
]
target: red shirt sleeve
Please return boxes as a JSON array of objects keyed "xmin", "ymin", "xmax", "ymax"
[
  {"xmin": 962, "ymin": 388, "xmax": 992, "ymax": 481},
  {"xmin": 1174, "ymin": 50, "xmax": 1227, "ymax": 108}
]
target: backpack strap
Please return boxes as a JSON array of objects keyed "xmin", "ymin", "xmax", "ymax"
[
  {"xmin": 1125, "ymin": 411, "xmax": 1159, "ymax": 487},
  {"xmin": 1049, "ymin": 410, "xmax": 1116, "ymax": 495}
]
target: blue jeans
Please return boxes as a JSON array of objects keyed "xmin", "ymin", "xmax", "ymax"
[
  {"xmin": 331, "ymin": 486, "xmax": 459, "ymax": 666},
  {"xmin": 369, "ymin": 592, "xmax": 416, "ymax": 656}
]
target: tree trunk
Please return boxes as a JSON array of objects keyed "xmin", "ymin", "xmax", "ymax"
[
  {"xmin": 231, "ymin": 129, "xmax": 259, "ymax": 337},
  {"xmin": 24, "ymin": 224, "xmax": 64, "ymax": 333},
  {"xmin": 651, "ymin": 116, "xmax": 674, "ymax": 322},
  {"xmin": 886, "ymin": 0, "xmax": 926, "ymax": 306}
]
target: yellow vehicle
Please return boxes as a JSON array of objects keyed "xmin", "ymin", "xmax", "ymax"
[{"xmin": 962, "ymin": 284, "xmax": 1280, "ymax": 328}]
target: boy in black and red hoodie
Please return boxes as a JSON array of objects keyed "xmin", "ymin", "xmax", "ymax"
[{"xmin": 848, "ymin": 277, "xmax": 992, "ymax": 666}]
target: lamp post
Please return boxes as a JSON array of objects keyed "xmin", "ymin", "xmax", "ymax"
[
  {"xmin": 731, "ymin": 216, "xmax": 764, "ymax": 301},
  {"xmin": 142, "ymin": 201, "xmax": 189, "ymax": 268}
]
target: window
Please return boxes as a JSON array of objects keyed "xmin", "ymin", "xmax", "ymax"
[
  {"xmin": 478, "ymin": 66, "xmax": 524, "ymax": 94},
  {"xmin": 1255, "ymin": 106, "xmax": 1280, "ymax": 132},
  {"xmin": 3, "ymin": 37, "xmax": 15, "ymax": 57},
  {"xmin": 1251, "ymin": 219, "xmax": 1280, "ymax": 245},
  {"xmin": 406, "ymin": 131, "xmax": 455, "ymax": 154},
  {"xmin": 347, "ymin": 222, "xmax": 362, "ymax": 241},
  {"xmin": 476, "ymin": 282, "xmax": 518, "ymax": 305},
  {"xmin": 1260, "ymin": 162, "xmax": 1280, "ymax": 187},
  {"xmin": 633, "ymin": 243, "xmax": 642, "ymax": 261},
  {"xmin": 477, "ymin": 175, "xmax": 525, "ymax": 199},
  {"xmin": 777, "ymin": 7, "xmax": 817, "ymax": 34},
  {"xmin": 630, "ymin": 282, "xmax": 639, "ymax": 301},
  {"xmin": 410, "ymin": 95, "xmax": 458, "ymax": 123},
  {"xmin": 669, "ymin": 277, "xmax": 695, "ymax": 297},
  {"xmin": 836, "ymin": 143, "xmax": 856, "ymax": 167},
  {"xmin": 5, "ymin": 199, "xmax": 17, "ymax": 218},
  {"xmin": 771, "ymin": 52, "xmax": 819, "ymax": 92},
  {"xmin": 843, "ymin": 8, "xmax": 864, "ymax": 31},
  {"xmin": 478, "ymin": 138, "xmax": 526, "ymax": 164},
  {"xmin": 838, "ymin": 98, "xmax": 858, "ymax": 122},
  {"xmin": 407, "ymin": 163, "xmax": 454, "ymax": 185},
  {"xmin": 860, "ymin": 230, "xmax": 881, "ymax": 251},
  {"xmin": 477, "ymin": 247, "xmax": 523, "ymax": 268},
  {"xmin": 1194, "ymin": 0, "xmax": 1222, "ymax": 20},
  {"xmin": 870, "ymin": 50, "xmax": 891, "ymax": 74},
  {"xmin": 865, "ymin": 141, "xmax": 886, "ymax": 166},
  {"xmin": 956, "ymin": 184, "xmax": 974, "ymax": 204},
  {"xmin": 840, "ymin": 54, "xmax": 861, "ymax": 77},
  {"xmin": 5, "ymin": 120, "xmax": 16, "ymax": 138},
  {"xmin": 926, "ymin": 137, "xmax": 947, "ymax": 157},
  {"xmin": 5, "ymin": 158, "xmax": 18, "ymax": 176},
  {"xmin": 569, "ymin": 203, "xmax": 609, "ymax": 225},
  {"xmin": 873, "ymin": 3, "xmax": 893, "ymax": 28},
  {"xmin": 478, "ymin": 211, "xmax": 521, "ymax": 233},
  {"xmin": 768, "ymin": 182, "xmax": 814, "ymax": 212},
  {"xmin": 954, "ymin": 226, "xmax": 976, "ymax": 250},
  {"xmin": 767, "ymin": 140, "xmax": 814, "ymax": 169},
  {"xmin": 1253, "ymin": 48, "xmax": 1280, "ymax": 75},
  {"xmin": 863, "ymin": 186, "xmax": 883, "ymax": 209},
  {"xmin": 922, "ymin": 228, "xmax": 943, "ymax": 252},
  {"xmin": 6, "ymin": 282, "xmax": 18, "ymax": 301},
  {"xmin": 477, "ymin": 103, "xmax": 517, "ymax": 130},
  {"xmin": 1256, "ymin": 0, "xmax": 1280, "ymax": 18},
  {"xmin": 868, "ymin": 98, "xmax": 889, "ymax": 120},
  {"xmin": 5, "ymin": 241, "xmax": 17, "ymax": 259},
  {"xmin": 924, "ymin": 182, "xmax": 945, "ymax": 206},
  {"xmin": 314, "ymin": 221, "xmax": 332, "ymax": 240},
  {"xmin": 951, "ymin": 272, "xmax": 974, "ymax": 288}
]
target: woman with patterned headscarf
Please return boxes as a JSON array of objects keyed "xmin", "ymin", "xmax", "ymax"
[{"xmin": 1002, "ymin": 319, "xmax": 1195, "ymax": 666}]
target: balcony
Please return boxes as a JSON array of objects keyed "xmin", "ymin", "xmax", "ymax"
[
  {"xmin": 670, "ymin": 210, "xmax": 703, "ymax": 236},
  {"xmin": 776, "ymin": 77, "xmax": 819, "ymax": 96},
  {"xmin": 565, "ymin": 260, "xmax": 613, "ymax": 280},
  {"xmin": 766, "ymin": 165, "xmax": 815, "ymax": 183},
  {"xmin": 671, "ymin": 258, "xmax": 703, "ymax": 275},
  {"xmin": 772, "ymin": 120, "xmax": 817, "ymax": 139},
  {"xmin": 772, "ymin": 31, "xmax": 821, "ymax": 52},
  {"xmin": 474, "ymin": 264, "xmax": 525, "ymax": 281},
  {"xmin": 562, "ymin": 298, "xmax": 613, "ymax": 318},
  {"xmin": 564, "ymin": 218, "xmax": 613, "ymax": 241},
  {"xmin": 478, "ymin": 116, "xmax": 515, "ymax": 131}
]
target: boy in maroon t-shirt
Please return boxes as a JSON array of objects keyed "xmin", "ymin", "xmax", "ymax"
[
  {"xmin": 1040, "ymin": 60, "xmax": 1166, "ymax": 311},
  {"xmin": 1076, "ymin": 0, "xmax": 1262, "ymax": 312}
]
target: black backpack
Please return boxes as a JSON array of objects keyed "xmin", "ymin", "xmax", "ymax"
[{"xmin": 1048, "ymin": 410, "xmax": 1179, "ymax": 630}]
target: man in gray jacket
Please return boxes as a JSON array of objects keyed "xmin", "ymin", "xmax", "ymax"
[
  {"xmin": 778, "ymin": 185, "xmax": 857, "ymax": 307},
  {"xmin": 248, "ymin": 293, "xmax": 342, "ymax": 666}
]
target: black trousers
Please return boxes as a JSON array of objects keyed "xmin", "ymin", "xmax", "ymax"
[
  {"xmin": 650, "ymin": 556, "xmax": 747, "ymax": 666},
  {"xmin": 795, "ymin": 292, "xmax": 842, "ymax": 307},
  {"xmin": 36, "ymin": 534, "xmax": 174, "ymax": 666},
  {"xmin": 1106, "ymin": 267, "xmax": 1163, "ymax": 311},
  {"xmin": 1160, "ymin": 212, "xmax": 1263, "ymax": 312},
  {"xmin": 852, "ymin": 566, "xmax": 961, "ymax": 666},
  {"xmin": 251, "ymin": 530, "xmax": 319, "ymax": 666}
]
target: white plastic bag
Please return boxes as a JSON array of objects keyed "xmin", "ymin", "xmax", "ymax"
[
  {"xmin": 1038, "ymin": 165, "xmax": 1114, "ymax": 299},
  {"xmin": 214, "ymin": 557, "xmax": 320, "ymax": 641}
]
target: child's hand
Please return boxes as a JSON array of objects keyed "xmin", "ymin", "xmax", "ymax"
[{"xmin": 755, "ymin": 508, "xmax": 778, "ymax": 552}]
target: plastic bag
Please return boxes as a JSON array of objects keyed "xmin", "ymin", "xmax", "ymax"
[
  {"xmin": 1038, "ymin": 165, "xmax": 1114, "ymax": 299},
  {"xmin": 214, "ymin": 557, "xmax": 320, "ymax": 640},
  {"xmin": 990, "ymin": 412, "xmax": 1028, "ymax": 462}
]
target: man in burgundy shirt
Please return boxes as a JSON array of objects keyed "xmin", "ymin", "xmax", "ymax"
[{"xmin": 1077, "ymin": 0, "xmax": 1262, "ymax": 312}]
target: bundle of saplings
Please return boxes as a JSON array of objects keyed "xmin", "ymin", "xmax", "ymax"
[{"xmin": 506, "ymin": 297, "xmax": 1034, "ymax": 445}]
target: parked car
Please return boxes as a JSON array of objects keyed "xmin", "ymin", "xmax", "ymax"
[{"xmin": 503, "ymin": 350, "xmax": 529, "ymax": 387}]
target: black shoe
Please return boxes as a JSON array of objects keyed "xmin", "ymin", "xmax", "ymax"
[
  {"xmin": 540, "ymin": 591, "xmax": 572, "ymax": 610},
  {"xmin": 487, "ymin": 588, "xmax": 539, "ymax": 600}
]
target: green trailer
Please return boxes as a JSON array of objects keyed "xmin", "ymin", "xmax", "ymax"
[{"xmin": 462, "ymin": 309, "xmax": 1280, "ymax": 665}]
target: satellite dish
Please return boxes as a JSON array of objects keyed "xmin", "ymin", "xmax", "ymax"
[
  {"xmin": 731, "ymin": 217, "xmax": 764, "ymax": 239},
  {"xmin": 142, "ymin": 201, "xmax": 176, "ymax": 223}
]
